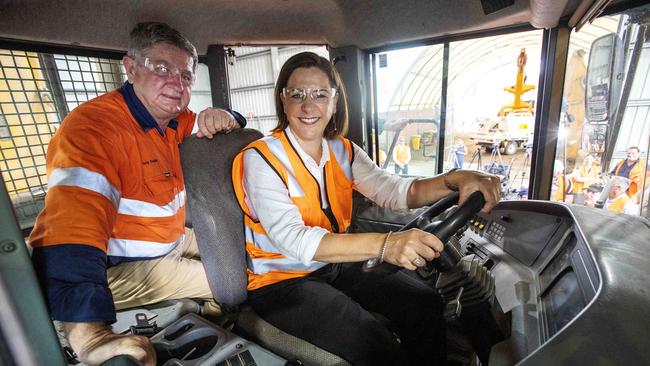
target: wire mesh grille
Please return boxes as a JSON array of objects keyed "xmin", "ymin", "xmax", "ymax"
[
  {"xmin": 0, "ymin": 49, "xmax": 125, "ymax": 228},
  {"xmin": 54, "ymin": 54, "xmax": 126, "ymax": 110}
]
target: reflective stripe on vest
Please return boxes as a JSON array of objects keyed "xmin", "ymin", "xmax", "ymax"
[
  {"xmin": 246, "ymin": 239, "xmax": 326, "ymax": 275},
  {"xmin": 49, "ymin": 167, "xmax": 121, "ymax": 207},
  {"xmin": 233, "ymin": 130, "xmax": 353, "ymax": 290},
  {"xmin": 264, "ymin": 136, "xmax": 305, "ymax": 197},
  {"xmin": 108, "ymin": 234, "xmax": 184, "ymax": 257},
  {"xmin": 48, "ymin": 167, "xmax": 185, "ymax": 258},
  {"xmin": 118, "ymin": 190, "xmax": 186, "ymax": 217},
  {"xmin": 329, "ymin": 138, "xmax": 352, "ymax": 180}
]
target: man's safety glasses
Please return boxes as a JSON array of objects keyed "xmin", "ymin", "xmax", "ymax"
[
  {"xmin": 141, "ymin": 58, "xmax": 195, "ymax": 87},
  {"xmin": 281, "ymin": 87, "xmax": 337, "ymax": 104}
]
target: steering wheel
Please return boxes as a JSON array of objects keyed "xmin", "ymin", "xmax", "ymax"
[
  {"xmin": 99, "ymin": 355, "xmax": 142, "ymax": 366},
  {"xmin": 364, "ymin": 191, "xmax": 486, "ymax": 273}
]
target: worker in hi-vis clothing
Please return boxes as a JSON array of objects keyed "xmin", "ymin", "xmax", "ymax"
[{"xmin": 29, "ymin": 22, "xmax": 246, "ymax": 366}]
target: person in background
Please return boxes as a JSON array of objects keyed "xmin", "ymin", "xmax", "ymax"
[
  {"xmin": 610, "ymin": 146, "xmax": 644, "ymax": 196},
  {"xmin": 233, "ymin": 52, "xmax": 501, "ymax": 366},
  {"xmin": 631, "ymin": 162, "xmax": 650, "ymax": 213},
  {"xmin": 393, "ymin": 135, "xmax": 411, "ymax": 174},
  {"xmin": 28, "ymin": 22, "xmax": 245, "ymax": 366},
  {"xmin": 605, "ymin": 176, "xmax": 639, "ymax": 215},
  {"xmin": 583, "ymin": 184, "xmax": 603, "ymax": 208},
  {"xmin": 518, "ymin": 187, "xmax": 528, "ymax": 200},
  {"xmin": 453, "ymin": 138, "xmax": 467, "ymax": 169},
  {"xmin": 571, "ymin": 154, "xmax": 598, "ymax": 193}
]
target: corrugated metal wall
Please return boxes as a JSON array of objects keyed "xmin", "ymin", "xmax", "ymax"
[
  {"xmin": 188, "ymin": 64, "xmax": 212, "ymax": 113},
  {"xmin": 613, "ymin": 42, "xmax": 650, "ymax": 158},
  {"xmin": 227, "ymin": 46, "xmax": 328, "ymax": 134}
]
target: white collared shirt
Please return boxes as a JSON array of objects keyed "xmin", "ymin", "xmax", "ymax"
[{"xmin": 242, "ymin": 127, "xmax": 416, "ymax": 264}]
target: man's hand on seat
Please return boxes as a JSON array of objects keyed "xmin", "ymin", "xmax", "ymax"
[
  {"xmin": 196, "ymin": 107, "xmax": 241, "ymax": 138},
  {"xmin": 65, "ymin": 321, "xmax": 156, "ymax": 366}
]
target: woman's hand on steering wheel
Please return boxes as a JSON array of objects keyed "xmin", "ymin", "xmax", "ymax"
[
  {"xmin": 382, "ymin": 228, "xmax": 444, "ymax": 271},
  {"xmin": 448, "ymin": 170, "xmax": 501, "ymax": 212}
]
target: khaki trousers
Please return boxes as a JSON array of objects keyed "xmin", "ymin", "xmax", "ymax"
[{"xmin": 107, "ymin": 228, "xmax": 221, "ymax": 317}]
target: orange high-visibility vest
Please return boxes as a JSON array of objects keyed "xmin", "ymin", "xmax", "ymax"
[
  {"xmin": 613, "ymin": 160, "xmax": 644, "ymax": 196},
  {"xmin": 606, "ymin": 194, "xmax": 630, "ymax": 213},
  {"xmin": 571, "ymin": 165, "xmax": 598, "ymax": 193},
  {"xmin": 29, "ymin": 89, "xmax": 194, "ymax": 260},
  {"xmin": 394, "ymin": 145, "xmax": 410, "ymax": 165},
  {"xmin": 232, "ymin": 130, "xmax": 353, "ymax": 290}
]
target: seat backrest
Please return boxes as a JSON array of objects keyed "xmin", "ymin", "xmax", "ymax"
[
  {"xmin": 180, "ymin": 128, "xmax": 263, "ymax": 306},
  {"xmin": 181, "ymin": 129, "xmax": 350, "ymax": 365}
]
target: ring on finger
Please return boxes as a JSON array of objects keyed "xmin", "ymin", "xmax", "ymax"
[{"xmin": 412, "ymin": 257, "xmax": 424, "ymax": 267}]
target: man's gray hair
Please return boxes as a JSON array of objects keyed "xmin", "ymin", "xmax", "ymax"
[
  {"xmin": 128, "ymin": 22, "xmax": 198, "ymax": 71},
  {"xmin": 611, "ymin": 175, "xmax": 631, "ymax": 191}
]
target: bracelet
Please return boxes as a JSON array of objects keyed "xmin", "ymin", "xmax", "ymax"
[
  {"xmin": 444, "ymin": 168, "xmax": 460, "ymax": 192},
  {"xmin": 379, "ymin": 231, "xmax": 392, "ymax": 263}
]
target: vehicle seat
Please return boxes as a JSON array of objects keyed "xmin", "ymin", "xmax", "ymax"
[{"xmin": 180, "ymin": 129, "xmax": 350, "ymax": 366}]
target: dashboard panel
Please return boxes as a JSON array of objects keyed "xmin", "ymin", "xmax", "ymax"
[{"xmin": 352, "ymin": 198, "xmax": 650, "ymax": 365}]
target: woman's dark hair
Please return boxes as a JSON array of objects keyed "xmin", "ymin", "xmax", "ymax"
[{"xmin": 273, "ymin": 52, "xmax": 348, "ymax": 139}]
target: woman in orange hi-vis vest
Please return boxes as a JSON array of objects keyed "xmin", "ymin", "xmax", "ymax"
[{"xmin": 232, "ymin": 52, "xmax": 501, "ymax": 366}]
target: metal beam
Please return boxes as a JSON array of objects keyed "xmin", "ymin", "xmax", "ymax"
[
  {"xmin": 366, "ymin": 53, "xmax": 378, "ymax": 162},
  {"xmin": 206, "ymin": 45, "xmax": 231, "ymax": 109},
  {"xmin": 437, "ymin": 42, "xmax": 450, "ymax": 174},
  {"xmin": 38, "ymin": 54, "xmax": 70, "ymax": 120},
  {"xmin": 529, "ymin": 26, "xmax": 570, "ymax": 200},
  {"xmin": 330, "ymin": 46, "xmax": 368, "ymax": 149}
]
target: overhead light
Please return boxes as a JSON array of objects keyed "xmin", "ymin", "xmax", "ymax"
[{"xmin": 226, "ymin": 48, "xmax": 236, "ymax": 66}]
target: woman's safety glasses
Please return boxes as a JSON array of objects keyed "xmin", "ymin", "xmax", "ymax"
[{"xmin": 282, "ymin": 87, "xmax": 337, "ymax": 104}]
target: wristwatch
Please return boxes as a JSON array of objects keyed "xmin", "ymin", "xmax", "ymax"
[{"xmin": 444, "ymin": 168, "xmax": 460, "ymax": 192}]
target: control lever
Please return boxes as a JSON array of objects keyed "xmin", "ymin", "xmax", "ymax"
[
  {"xmin": 443, "ymin": 286, "xmax": 464, "ymax": 320},
  {"xmin": 63, "ymin": 346, "xmax": 80, "ymax": 365},
  {"xmin": 129, "ymin": 313, "xmax": 158, "ymax": 337},
  {"xmin": 436, "ymin": 255, "xmax": 495, "ymax": 317}
]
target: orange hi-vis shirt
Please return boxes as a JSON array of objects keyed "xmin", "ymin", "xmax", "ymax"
[
  {"xmin": 232, "ymin": 130, "xmax": 354, "ymax": 291},
  {"xmin": 571, "ymin": 164, "xmax": 598, "ymax": 193},
  {"xmin": 29, "ymin": 88, "xmax": 195, "ymax": 261},
  {"xmin": 612, "ymin": 159, "xmax": 644, "ymax": 196}
]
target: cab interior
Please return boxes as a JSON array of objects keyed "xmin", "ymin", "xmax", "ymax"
[{"xmin": 1, "ymin": 1, "xmax": 649, "ymax": 365}]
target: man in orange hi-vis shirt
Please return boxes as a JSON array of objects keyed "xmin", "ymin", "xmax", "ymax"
[
  {"xmin": 610, "ymin": 146, "xmax": 645, "ymax": 197},
  {"xmin": 28, "ymin": 22, "xmax": 246, "ymax": 366}
]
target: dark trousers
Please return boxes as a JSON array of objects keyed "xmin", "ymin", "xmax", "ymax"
[{"xmin": 248, "ymin": 262, "xmax": 446, "ymax": 366}]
